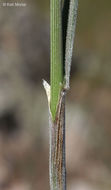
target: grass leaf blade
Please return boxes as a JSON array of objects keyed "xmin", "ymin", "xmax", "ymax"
[{"xmin": 64, "ymin": 0, "xmax": 78, "ymax": 89}]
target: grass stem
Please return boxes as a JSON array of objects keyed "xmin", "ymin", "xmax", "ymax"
[{"xmin": 50, "ymin": 0, "xmax": 63, "ymax": 120}]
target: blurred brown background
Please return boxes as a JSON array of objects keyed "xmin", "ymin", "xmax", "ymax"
[{"xmin": 0, "ymin": 0, "xmax": 111, "ymax": 189}]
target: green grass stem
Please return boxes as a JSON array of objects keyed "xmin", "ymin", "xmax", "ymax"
[{"xmin": 50, "ymin": 0, "xmax": 63, "ymax": 120}]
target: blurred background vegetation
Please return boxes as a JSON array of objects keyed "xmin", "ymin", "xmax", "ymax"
[{"xmin": 0, "ymin": 0, "xmax": 111, "ymax": 189}]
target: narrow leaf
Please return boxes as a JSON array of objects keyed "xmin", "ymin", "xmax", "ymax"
[
  {"xmin": 50, "ymin": 0, "xmax": 63, "ymax": 120},
  {"xmin": 64, "ymin": 0, "xmax": 78, "ymax": 89}
]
